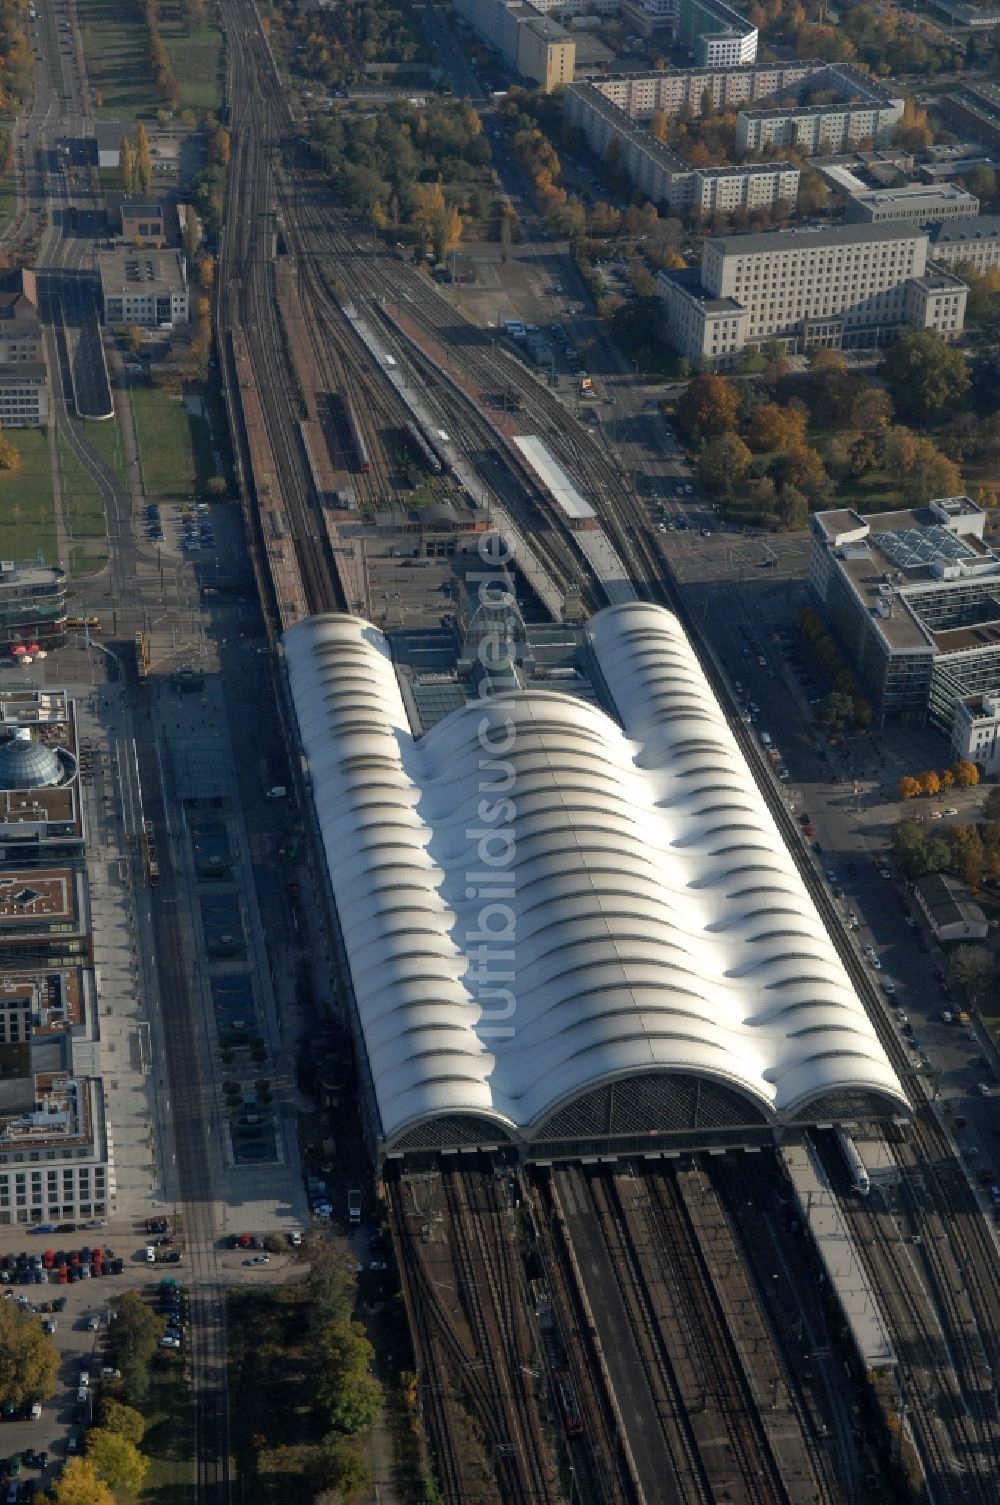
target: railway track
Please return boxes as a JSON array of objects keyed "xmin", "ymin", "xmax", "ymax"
[
  {"xmin": 640, "ymin": 1169, "xmax": 796, "ymax": 1505},
  {"xmin": 441, "ymin": 1168, "xmax": 558, "ymax": 1505}
]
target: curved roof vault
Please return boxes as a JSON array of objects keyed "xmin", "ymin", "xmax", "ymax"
[{"xmin": 283, "ymin": 604, "xmax": 907, "ymax": 1146}]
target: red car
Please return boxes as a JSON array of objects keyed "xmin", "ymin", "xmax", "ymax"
[
  {"xmin": 42, "ymin": 1249, "xmax": 55, "ymax": 1269},
  {"xmin": 57, "ymin": 1267, "xmax": 69, "ymax": 1284},
  {"xmin": 238, "ymin": 1234, "xmax": 253, "ymax": 1249}
]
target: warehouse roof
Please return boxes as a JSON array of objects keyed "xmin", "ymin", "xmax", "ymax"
[{"xmin": 283, "ymin": 604, "xmax": 907, "ymax": 1150}]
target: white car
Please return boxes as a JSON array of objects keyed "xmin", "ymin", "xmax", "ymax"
[
  {"xmin": 945, "ymin": 806, "xmax": 958, "ymax": 816},
  {"xmin": 76, "ymin": 1385, "xmax": 88, "ymax": 1404},
  {"xmin": 870, "ymin": 955, "xmax": 882, "ymax": 970},
  {"xmin": 978, "ymin": 1083, "xmax": 991, "ymax": 1097},
  {"xmin": 160, "ymin": 1335, "xmax": 181, "ymax": 1349},
  {"xmin": 30, "ymin": 1402, "xmax": 41, "ymax": 1420},
  {"xmin": 145, "ymin": 1245, "xmax": 156, "ymax": 1263}
]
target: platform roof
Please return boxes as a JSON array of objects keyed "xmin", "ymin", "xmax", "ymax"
[{"xmin": 284, "ymin": 604, "xmax": 908, "ymax": 1150}]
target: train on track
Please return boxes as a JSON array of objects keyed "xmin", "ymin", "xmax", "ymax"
[
  {"xmin": 835, "ymin": 1128, "xmax": 870, "ymax": 1196},
  {"xmin": 331, "ymin": 393, "xmax": 371, "ymax": 474},
  {"xmin": 553, "ymin": 1368, "xmax": 585, "ymax": 1440},
  {"xmin": 403, "ymin": 417, "xmax": 452, "ymax": 477}
]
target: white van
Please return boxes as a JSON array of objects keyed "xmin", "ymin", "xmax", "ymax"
[{"xmin": 760, "ymin": 731, "xmax": 773, "ymax": 748}]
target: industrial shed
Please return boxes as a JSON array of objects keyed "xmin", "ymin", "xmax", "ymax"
[{"xmin": 284, "ymin": 603, "xmax": 908, "ymax": 1165}]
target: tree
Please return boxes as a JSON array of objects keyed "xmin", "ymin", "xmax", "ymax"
[
  {"xmin": 106, "ymin": 1293, "xmax": 163, "ymax": 1401},
  {"xmin": 0, "ymin": 435, "xmax": 20, "ymax": 470},
  {"xmin": 898, "ymin": 775, "xmax": 921, "ymax": 800},
  {"xmin": 952, "ymin": 760, "xmax": 980, "ymax": 787},
  {"xmin": 676, "ymin": 373, "xmax": 740, "ymax": 440},
  {"xmin": 135, "ymin": 122, "xmax": 152, "ymax": 196},
  {"xmin": 949, "ymin": 944, "xmax": 996, "ymax": 1007},
  {"xmin": 747, "ymin": 401, "xmax": 807, "ymax": 453},
  {"xmin": 776, "ymin": 445, "xmax": 830, "ymax": 505},
  {"xmin": 817, "ymin": 690, "xmax": 854, "ymax": 735},
  {"xmin": 850, "ymin": 386, "xmax": 893, "ymax": 434},
  {"xmin": 798, "ymin": 168, "xmax": 829, "ymax": 214},
  {"xmin": 948, "ymin": 824, "xmax": 986, "ymax": 888},
  {"xmin": 965, "ymin": 164, "xmax": 996, "ymax": 202},
  {"xmin": 775, "ymin": 483, "xmax": 809, "ymax": 531},
  {"xmin": 198, "ymin": 252, "xmax": 215, "ymax": 291},
  {"xmin": 900, "ymin": 438, "xmax": 962, "ymax": 507},
  {"xmin": 939, "ymin": 767, "xmax": 955, "ymax": 792},
  {"xmin": 42, "ymin": 1457, "xmax": 115, "ymax": 1505},
  {"xmin": 896, "ymin": 98, "xmax": 932, "ymax": 152},
  {"xmin": 879, "ymin": 331, "xmax": 970, "ymax": 424},
  {"xmin": 206, "ymin": 475, "xmax": 228, "ymax": 498},
  {"xmin": 918, "ymin": 770, "xmax": 941, "ymax": 797},
  {"xmin": 983, "ymin": 786, "xmax": 1000, "ymax": 821},
  {"xmin": 316, "ymin": 1319, "xmax": 381, "ymax": 1435},
  {"xmin": 182, "ymin": 212, "xmax": 200, "ymax": 262},
  {"xmin": 695, "ymin": 432, "xmax": 752, "ymax": 497},
  {"xmin": 312, "ymin": 1436, "xmax": 372, "ymax": 1500},
  {"xmin": 86, "ymin": 1429, "xmax": 148, "ymax": 1493},
  {"xmin": 119, "ymin": 136, "xmax": 135, "ymax": 196},
  {"xmin": 891, "ymin": 819, "xmax": 929, "ymax": 878},
  {"xmin": 0, "ymin": 1303, "xmax": 58, "ymax": 1408},
  {"xmin": 98, "ymin": 1401, "xmax": 145, "ymax": 1444},
  {"xmin": 125, "ymin": 325, "xmax": 143, "ymax": 356}
]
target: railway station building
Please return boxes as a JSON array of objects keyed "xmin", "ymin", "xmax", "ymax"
[{"xmin": 284, "ymin": 601, "xmax": 908, "ymax": 1169}]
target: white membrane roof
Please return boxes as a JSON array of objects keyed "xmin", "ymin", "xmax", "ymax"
[{"xmin": 283, "ymin": 604, "xmax": 907, "ymax": 1145}]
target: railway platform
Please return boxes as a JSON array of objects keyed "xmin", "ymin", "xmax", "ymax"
[{"xmin": 780, "ymin": 1138, "xmax": 896, "ymax": 1369}]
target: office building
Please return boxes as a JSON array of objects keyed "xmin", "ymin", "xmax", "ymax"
[
  {"xmin": 676, "ymin": 0, "xmax": 757, "ymax": 65},
  {"xmin": 950, "ymin": 689, "xmax": 1000, "ymax": 775},
  {"xmin": 621, "ymin": 0, "xmax": 678, "ymax": 35},
  {"xmin": 117, "ymin": 199, "xmax": 167, "ymax": 244},
  {"xmin": 808, "ymin": 497, "xmax": 1000, "ymax": 732},
  {"xmin": 658, "ymin": 222, "xmax": 967, "ymax": 366},
  {"xmin": 98, "ymin": 247, "xmax": 190, "ymax": 327},
  {"xmin": 0, "ymin": 562, "xmax": 68, "ymax": 652},
  {"xmin": 913, "ymin": 873, "xmax": 988, "ymax": 943},
  {"xmin": 845, "ymin": 183, "xmax": 980, "ymax": 226},
  {"xmin": 566, "ymin": 82, "xmax": 798, "ymax": 212},
  {"xmin": 929, "ymin": 214, "xmax": 1000, "ymax": 274},
  {"xmin": 0, "ymin": 364, "xmax": 48, "ymax": 427}
]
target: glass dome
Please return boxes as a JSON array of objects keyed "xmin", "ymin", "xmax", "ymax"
[{"xmin": 0, "ymin": 728, "xmax": 64, "ymax": 789}]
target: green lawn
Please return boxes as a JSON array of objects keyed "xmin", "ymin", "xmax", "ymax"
[
  {"xmin": 59, "ymin": 435, "xmax": 108, "ymax": 577},
  {"xmin": 0, "ymin": 429, "xmax": 56, "ymax": 563},
  {"xmin": 81, "ymin": 408, "xmax": 128, "ymax": 485},
  {"xmin": 132, "ymin": 386, "xmax": 198, "ymax": 503},
  {"xmin": 162, "ymin": 21, "xmax": 224, "ymax": 116},
  {"xmin": 0, "ymin": 164, "xmax": 17, "ymax": 238},
  {"xmin": 78, "ymin": 0, "xmax": 156, "ymax": 119},
  {"xmin": 140, "ymin": 1359, "xmax": 196, "ymax": 1505}
]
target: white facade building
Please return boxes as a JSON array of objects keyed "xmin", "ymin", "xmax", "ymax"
[
  {"xmin": 951, "ymin": 690, "xmax": 1000, "ymax": 775},
  {"xmin": 284, "ymin": 604, "xmax": 908, "ymax": 1163},
  {"xmin": 660, "ymin": 223, "xmax": 968, "ymax": 366},
  {"xmin": 845, "ymin": 183, "xmax": 980, "ymax": 225},
  {"xmin": 930, "ymin": 215, "xmax": 1000, "ymax": 273}
]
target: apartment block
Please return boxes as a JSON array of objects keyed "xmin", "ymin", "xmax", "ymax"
[
  {"xmin": 845, "ymin": 183, "xmax": 980, "ymax": 225},
  {"xmin": 0, "ymin": 364, "xmax": 48, "ymax": 428},
  {"xmin": 736, "ymin": 83, "xmax": 904, "ymax": 155},
  {"xmin": 929, "ymin": 214, "xmax": 1000, "ymax": 273},
  {"xmin": 659, "ymin": 222, "xmax": 967, "ymax": 366},
  {"xmin": 565, "ymin": 82, "xmax": 798, "ymax": 211},
  {"xmin": 676, "ymin": 0, "xmax": 757, "ymax": 65},
  {"xmin": 452, "ymin": 0, "xmax": 575, "ymax": 89}
]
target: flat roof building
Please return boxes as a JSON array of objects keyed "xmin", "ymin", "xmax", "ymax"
[
  {"xmin": 677, "ymin": 0, "xmax": 757, "ymax": 65},
  {"xmin": 0, "ymin": 562, "xmax": 67, "ymax": 653},
  {"xmin": 913, "ymin": 872, "xmax": 988, "ymax": 942},
  {"xmin": 808, "ymin": 498, "xmax": 1000, "ymax": 731},
  {"xmin": 97, "ymin": 246, "xmax": 189, "ymax": 328},
  {"xmin": 845, "ymin": 183, "xmax": 980, "ymax": 225},
  {"xmin": 284, "ymin": 603, "xmax": 907, "ymax": 1166},
  {"xmin": 452, "ymin": 0, "xmax": 575, "ymax": 89},
  {"xmin": 950, "ymin": 688, "xmax": 1000, "ymax": 775},
  {"xmin": 930, "ymin": 214, "xmax": 1000, "ymax": 274},
  {"xmin": 566, "ymin": 81, "xmax": 799, "ymax": 212},
  {"xmin": 660, "ymin": 222, "xmax": 967, "ymax": 367}
]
